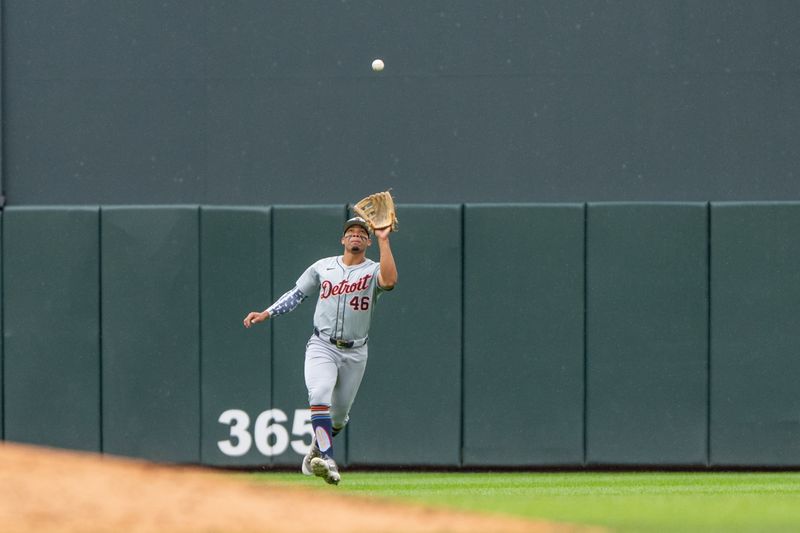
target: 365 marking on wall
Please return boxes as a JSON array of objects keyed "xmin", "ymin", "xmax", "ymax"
[{"xmin": 217, "ymin": 409, "xmax": 312, "ymax": 457}]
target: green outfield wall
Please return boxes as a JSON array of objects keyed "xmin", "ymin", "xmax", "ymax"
[
  {"xmin": 2, "ymin": 203, "xmax": 800, "ymax": 468},
  {"xmin": 709, "ymin": 203, "xmax": 800, "ymax": 467},
  {"xmin": 3, "ymin": 207, "xmax": 100, "ymax": 451},
  {"xmin": 586, "ymin": 204, "xmax": 709, "ymax": 466},
  {"xmin": 101, "ymin": 207, "xmax": 201, "ymax": 462},
  {"xmin": 463, "ymin": 204, "xmax": 584, "ymax": 466},
  {"xmin": 200, "ymin": 207, "xmax": 272, "ymax": 466}
]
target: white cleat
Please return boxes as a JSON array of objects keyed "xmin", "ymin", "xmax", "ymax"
[
  {"xmin": 310, "ymin": 456, "xmax": 341, "ymax": 485},
  {"xmin": 301, "ymin": 437, "xmax": 321, "ymax": 476}
]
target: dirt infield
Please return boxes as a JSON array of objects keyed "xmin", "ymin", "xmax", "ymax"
[{"xmin": 0, "ymin": 442, "xmax": 594, "ymax": 533}]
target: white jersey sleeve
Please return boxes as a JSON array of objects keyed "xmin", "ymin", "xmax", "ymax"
[{"xmin": 295, "ymin": 260, "xmax": 323, "ymax": 296}]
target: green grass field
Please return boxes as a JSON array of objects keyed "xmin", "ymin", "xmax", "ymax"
[{"xmin": 251, "ymin": 471, "xmax": 800, "ymax": 532}]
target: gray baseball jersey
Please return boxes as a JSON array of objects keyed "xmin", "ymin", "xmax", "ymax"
[{"xmin": 296, "ymin": 256, "xmax": 389, "ymax": 341}]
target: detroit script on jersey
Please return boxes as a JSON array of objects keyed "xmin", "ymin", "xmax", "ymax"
[
  {"xmin": 296, "ymin": 256, "xmax": 390, "ymax": 341},
  {"xmin": 319, "ymin": 273, "xmax": 373, "ymax": 299}
]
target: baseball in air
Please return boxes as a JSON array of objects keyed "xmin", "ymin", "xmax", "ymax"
[{"xmin": 371, "ymin": 58, "xmax": 384, "ymax": 72}]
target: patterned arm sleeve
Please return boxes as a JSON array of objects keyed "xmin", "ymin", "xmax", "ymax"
[{"xmin": 266, "ymin": 286, "xmax": 307, "ymax": 317}]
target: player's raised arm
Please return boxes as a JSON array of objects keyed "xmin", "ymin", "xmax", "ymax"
[
  {"xmin": 374, "ymin": 227, "xmax": 397, "ymax": 289},
  {"xmin": 243, "ymin": 286, "xmax": 307, "ymax": 328}
]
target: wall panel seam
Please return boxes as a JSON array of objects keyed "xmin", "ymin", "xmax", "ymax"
[
  {"xmin": 197, "ymin": 207, "xmax": 203, "ymax": 463},
  {"xmin": 459, "ymin": 204, "xmax": 465, "ymax": 467},
  {"xmin": 98, "ymin": 208, "xmax": 103, "ymax": 453},
  {"xmin": 582, "ymin": 203, "xmax": 588, "ymax": 467},
  {"xmin": 269, "ymin": 206, "xmax": 275, "ymax": 465},
  {"xmin": 706, "ymin": 202, "xmax": 712, "ymax": 467}
]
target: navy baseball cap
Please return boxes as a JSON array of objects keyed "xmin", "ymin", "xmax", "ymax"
[{"xmin": 343, "ymin": 216, "xmax": 370, "ymax": 235}]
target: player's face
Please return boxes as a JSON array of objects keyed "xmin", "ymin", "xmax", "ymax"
[{"xmin": 341, "ymin": 227, "xmax": 371, "ymax": 253}]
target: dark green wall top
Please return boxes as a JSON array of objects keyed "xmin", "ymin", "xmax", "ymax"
[{"xmin": 4, "ymin": 1, "xmax": 800, "ymax": 206}]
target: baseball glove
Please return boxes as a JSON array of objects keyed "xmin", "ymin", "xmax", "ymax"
[{"xmin": 353, "ymin": 191, "xmax": 399, "ymax": 232}]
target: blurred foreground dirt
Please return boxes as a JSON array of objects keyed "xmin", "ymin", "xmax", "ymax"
[{"xmin": 0, "ymin": 442, "xmax": 597, "ymax": 533}]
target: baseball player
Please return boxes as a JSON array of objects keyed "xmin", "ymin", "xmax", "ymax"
[{"xmin": 243, "ymin": 216, "xmax": 397, "ymax": 485}]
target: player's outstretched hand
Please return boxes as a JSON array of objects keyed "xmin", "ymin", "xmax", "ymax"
[
  {"xmin": 243, "ymin": 311, "xmax": 269, "ymax": 328},
  {"xmin": 373, "ymin": 226, "xmax": 392, "ymax": 240}
]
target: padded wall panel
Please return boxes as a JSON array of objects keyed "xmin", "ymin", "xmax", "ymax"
[
  {"xmin": 463, "ymin": 204, "xmax": 585, "ymax": 466},
  {"xmin": 3, "ymin": 208, "xmax": 100, "ymax": 451},
  {"xmin": 710, "ymin": 203, "xmax": 800, "ymax": 466},
  {"xmin": 586, "ymin": 203, "xmax": 708, "ymax": 465},
  {"xmin": 101, "ymin": 207, "xmax": 200, "ymax": 462},
  {"xmin": 349, "ymin": 206, "xmax": 462, "ymax": 466},
  {"xmin": 270, "ymin": 206, "xmax": 347, "ymax": 466},
  {"xmin": 200, "ymin": 207, "xmax": 272, "ymax": 466}
]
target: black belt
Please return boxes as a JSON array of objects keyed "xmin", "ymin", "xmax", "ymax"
[{"xmin": 314, "ymin": 328, "xmax": 368, "ymax": 349}]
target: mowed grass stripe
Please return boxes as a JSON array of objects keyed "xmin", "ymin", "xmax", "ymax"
[{"xmin": 252, "ymin": 472, "xmax": 800, "ymax": 532}]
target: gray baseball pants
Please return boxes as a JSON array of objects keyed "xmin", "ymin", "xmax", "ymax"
[{"xmin": 304, "ymin": 335, "xmax": 368, "ymax": 429}]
